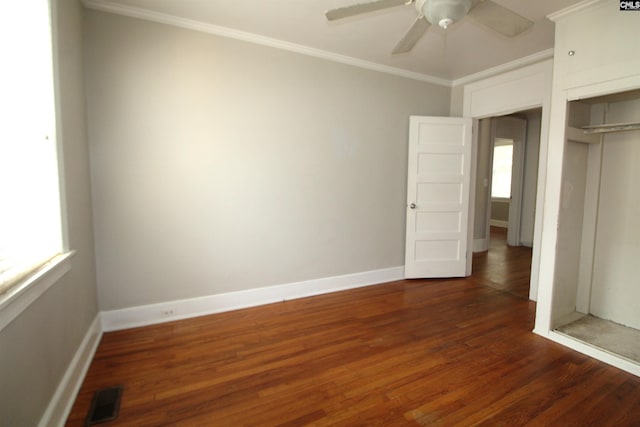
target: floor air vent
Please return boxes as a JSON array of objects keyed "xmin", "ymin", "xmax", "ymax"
[{"xmin": 85, "ymin": 386, "xmax": 123, "ymax": 425}]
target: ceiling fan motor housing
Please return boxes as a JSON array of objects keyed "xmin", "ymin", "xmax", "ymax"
[{"xmin": 419, "ymin": 0, "xmax": 473, "ymax": 29}]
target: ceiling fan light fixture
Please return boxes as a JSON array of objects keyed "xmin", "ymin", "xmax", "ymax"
[
  {"xmin": 421, "ymin": 0, "xmax": 472, "ymax": 29},
  {"xmin": 438, "ymin": 17, "xmax": 453, "ymax": 29},
  {"xmin": 326, "ymin": 0, "xmax": 535, "ymax": 55}
]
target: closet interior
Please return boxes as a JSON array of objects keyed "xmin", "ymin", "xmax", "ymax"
[{"xmin": 552, "ymin": 88, "xmax": 640, "ymax": 365}]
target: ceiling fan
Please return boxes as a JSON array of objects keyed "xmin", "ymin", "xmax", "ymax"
[{"xmin": 325, "ymin": 0, "xmax": 534, "ymax": 54}]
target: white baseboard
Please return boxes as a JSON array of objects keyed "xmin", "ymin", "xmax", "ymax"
[
  {"xmin": 489, "ymin": 219, "xmax": 508, "ymax": 228},
  {"xmin": 541, "ymin": 330, "xmax": 640, "ymax": 378},
  {"xmin": 473, "ymin": 238, "xmax": 487, "ymax": 253},
  {"xmin": 101, "ymin": 266, "xmax": 405, "ymax": 332},
  {"xmin": 38, "ymin": 314, "xmax": 103, "ymax": 427},
  {"xmin": 36, "ymin": 267, "xmax": 403, "ymax": 425},
  {"xmin": 520, "ymin": 239, "xmax": 533, "ymax": 248}
]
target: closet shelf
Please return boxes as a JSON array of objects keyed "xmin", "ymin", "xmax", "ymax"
[
  {"xmin": 567, "ymin": 122, "xmax": 640, "ymax": 144},
  {"xmin": 567, "ymin": 126, "xmax": 601, "ymax": 144},
  {"xmin": 582, "ymin": 121, "xmax": 640, "ymax": 134}
]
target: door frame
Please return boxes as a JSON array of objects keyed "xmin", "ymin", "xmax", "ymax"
[{"xmin": 462, "ymin": 59, "xmax": 553, "ymax": 301}]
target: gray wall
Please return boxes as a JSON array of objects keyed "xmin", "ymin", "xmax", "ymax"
[
  {"xmin": 473, "ymin": 118, "xmax": 492, "ymax": 240},
  {"xmin": 450, "ymin": 84, "xmax": 464, "ymax": 117},
  {"xmin": 491, "ymin": 200, "xmax": 510, "ymax": 223},
  {"xmin": 0, "ymin": 0, "xmax": 99, "ymax": 425},
  {"xmin": 84, "ymin": 11, "xmax": 451, "ymax": 311}
]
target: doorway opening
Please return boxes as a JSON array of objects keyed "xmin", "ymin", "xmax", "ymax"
[{"xmin": 472, "ymin": 108, "xmax": 541, "ymax": 300}]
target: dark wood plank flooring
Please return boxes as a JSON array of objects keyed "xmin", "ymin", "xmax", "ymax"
[
  {"xmin": 66, "ymin": 239, "xmax": 640, "ymax": 426},
  {"xmin": 472, "ymin": 226, "xmax": 533, "ymax": 300}
]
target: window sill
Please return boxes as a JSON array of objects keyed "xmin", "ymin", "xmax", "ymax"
[{"xmin": 0, "ymin": 251, "xmax": 74, "ymax": 332}]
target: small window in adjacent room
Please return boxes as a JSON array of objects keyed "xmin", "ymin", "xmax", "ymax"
[
  {"xmin": 491, "ymin": 139, "xmax": 514, "ymax": 199},
  {"xmin": 0, "ymin": 0, "xmax": 64, "ymax": 298}
]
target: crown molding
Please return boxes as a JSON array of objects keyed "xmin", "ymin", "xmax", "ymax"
[
  {"xmin": 451, "ymin": 48, "xmax": 554, "ymax": 87},
  {"xmin": 82, "ymin": 0, "xmax": 451, "ymax": 87},
  {"xmin": 548, "ymin": 0, "xmax": 605, "ymax": 22}
]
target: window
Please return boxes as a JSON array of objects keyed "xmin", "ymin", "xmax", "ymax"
[
  {"xmin": 0, "ymin": 1, "xmax": 64, "ymax": 298},
  {"xmin": 491, "ymin": 140, "xmax": 513, "ymax": 199}
]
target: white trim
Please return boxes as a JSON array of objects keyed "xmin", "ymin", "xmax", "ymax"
[
  {"xmin": 491, "ymin": 196, "xmax": 511, "ymax": 203},
  {"xmin": 539, "ymin": 330, "xmax": 640, "ymax": 378},
  {"xmin": 463, "ymin": 60, "xmax": 553, "ymax": 119},
  {"xmin": 0, "ymin": 252, "xmax": 74, "ymax": 332},
  {"xmin": 473, "ymin": 238, "xmax": 488, "ymax": 253},
  {"xmin": 79, "ymin": 1, "xmax": 561, "ymax": 89},
  {"xmin": 547, "ymin": 0, "xmax": 605, "ymax": 22},
  {"xmin": 38, "ymin": 314, "xmax": 103, "ymax": 427},
  {"xmin": 466, "ymin": 118, "xmax": 480, "ymax": 275},
  {"xmin": 489, "ymin": 219, "xmax": 508, "ymax": 228},
  {"xmin": 520, "ymin": 239, "xmax": 533, "ymax": 248},
  {"xmin": 462, "ymin": 59, "xmax": 553, "ymax": 304},
  {"xmin": 101, "ymin": 266, "xmax": 404, "ymax": 332},
  {"xmin": 81, "ymin": 0, "xmax": 450, "ymax": 87},
  {"xmin": 452, "ymin": 49, "xmax": 554, "ymax": 87},
  {"xmin": 567, "ymin": 74, "xmax": 640, "ymax": 103}
]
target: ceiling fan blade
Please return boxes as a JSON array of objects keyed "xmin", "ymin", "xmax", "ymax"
[
  {"xmin": 392, "ymin": 15, "xmax": 430, "ymax": 54},
  {"xmin": 325, "ymin": 0, "xmax": 408, "ymax": 21},
  {"xmin": 468, "ymin": 0, "xmax": 533, "ymax": 38}
]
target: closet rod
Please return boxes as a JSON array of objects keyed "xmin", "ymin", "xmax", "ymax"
[{"xmin": 582, "ymin": 121, "xmax": 640, "ymax": 134}]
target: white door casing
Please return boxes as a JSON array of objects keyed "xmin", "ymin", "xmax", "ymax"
[
  {"xmin": 404, "ymin": 116, "xmax": 473, "ymax": 278},
  {"xmin": 462, "ymin": 59, "xmax": 554, "ymax": 302}
]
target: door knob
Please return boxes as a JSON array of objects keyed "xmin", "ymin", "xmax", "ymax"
[{"xmin": 410, "ymin": 203, "xmax": 416, "ymax": 209}]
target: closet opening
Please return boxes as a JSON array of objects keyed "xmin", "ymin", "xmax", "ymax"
[{"xmin": 552, "ymin": 88, "xmax": 640, "ymax": 365}]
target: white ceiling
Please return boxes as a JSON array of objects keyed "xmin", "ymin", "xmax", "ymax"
[{"xmin": 85, "ymin": 0, "xmax": 585, "ymax": 84}]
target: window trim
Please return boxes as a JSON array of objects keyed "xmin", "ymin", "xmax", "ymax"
[
  {"xmin": 0, "ymin": 251, "xmax": 73, "ymax": 332},
  {"xmin": 491, "ymin": 197, "xmax": 511, "ymax": 203},
  {"xmin": 0, "ymin": 0, "xmax": 73, "ymax": 333}
]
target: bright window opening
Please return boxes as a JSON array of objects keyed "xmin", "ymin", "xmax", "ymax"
[
  {"xmin": 491, "ymin": 140, "xmax": 513, "ymax": 199},
  {"xmin": 0, "ymin": 0, "xmax": 63, "ymax": 296}
]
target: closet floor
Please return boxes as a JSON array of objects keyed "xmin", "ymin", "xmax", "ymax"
[{"xmin": 556, "ymin": 315, "xmax": 640, "ymax": 364}]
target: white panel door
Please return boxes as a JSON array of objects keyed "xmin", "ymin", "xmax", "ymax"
[{"xmin": 405, "ymin": 116, "xmax": 473, "ymax": 278}]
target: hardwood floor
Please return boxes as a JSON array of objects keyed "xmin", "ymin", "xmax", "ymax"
[
  {"xmin": 66, "ymin": 247, "xmax": 640, "ymax": 426},
  {"xmin": 472, "ymin": 226, "xmax": 533, "ymax": 300}
]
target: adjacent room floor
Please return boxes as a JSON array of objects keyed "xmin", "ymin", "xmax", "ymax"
[
  {"xmin": 472, "ymin": 226, "xmax": 533, "ymax": 300},
  {"xmin": 65, "ymin": 236, "xmax": 640, "ymax": 426}
]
